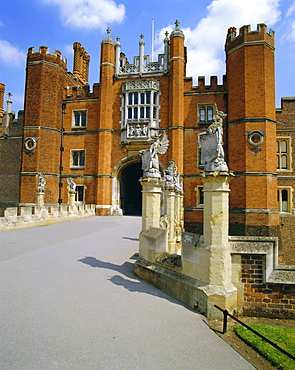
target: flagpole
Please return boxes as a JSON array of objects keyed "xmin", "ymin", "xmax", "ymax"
[{"xmin": 151, "ymin": 18, "xmax": 154, "ymax": 62}]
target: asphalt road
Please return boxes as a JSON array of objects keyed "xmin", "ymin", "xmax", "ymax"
[{"xmin": 0, "ymin": 216, "xmax": 255, "ymax": 369}]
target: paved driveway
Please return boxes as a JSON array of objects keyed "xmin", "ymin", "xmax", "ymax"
[{"xmin": 0, "ymin": 216, "xmax": 254, "ymax": 369}]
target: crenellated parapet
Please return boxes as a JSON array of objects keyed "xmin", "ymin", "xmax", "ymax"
[
  {"xmin": 225, "ymin": 23, "xmax": 275, "ymax": 54},
  {"xmin": 189, "ymin": 75, "xmax": 226, "ymax": 92},
  {"xmin": 27, "ymin": 46, "xmax": 68, "ymax": 70},
  {"xmin": 64, "ymin": 84, "xmax": 97, "ymax": 100}
]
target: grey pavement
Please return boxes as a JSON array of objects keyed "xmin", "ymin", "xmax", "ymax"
[{"xmin": 0, "ymin": 216, "xmax": 255, "ymax": 370}]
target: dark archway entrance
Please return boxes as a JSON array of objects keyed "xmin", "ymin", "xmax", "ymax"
[{"xmin": 120, "ymin": 162, "xmax": 143, "ymax": 215}]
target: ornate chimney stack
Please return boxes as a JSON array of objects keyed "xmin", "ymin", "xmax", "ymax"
[{"xmin": 0, "ymin": 83, "xmax": 5, "ymax": 122}]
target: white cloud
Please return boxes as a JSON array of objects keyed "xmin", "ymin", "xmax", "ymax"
[
  {"xmin": 155, "ymin": 0, "xmax": 281, "ymax": 84},
  {"xmin": 286, "ymin": 1, "xmax": 295, "ymax": 17},
  {"xmin": 0, "ymin": 40, "xmax": 26, "ymax": 66},
  {"xmin": 42, "ymin": 0, "xmax": 125, "ymax": 30},
  {"xmin": 288, "ymin": 20, "xmax": 295, "ymax": 42}
]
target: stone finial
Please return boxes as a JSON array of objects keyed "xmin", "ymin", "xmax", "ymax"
[
  {"xmin": 101, "ymin": 27, "xmax": 115, "ymax": 45},
  {"xmin": 139, "ymin": 34, "xmax": 145, "ymax": 45},
  {"xmin": 115, "ymin": 36, "xmax": 121, "ymax": 46},
  {"xmin": 170, "ymin": 19, "xmax": 184, "ymax": 39}
]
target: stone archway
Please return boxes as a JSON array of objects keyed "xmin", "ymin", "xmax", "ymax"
[{"xmin": 111, "ymin": 156, "xmax": 165, "ymax": 216}]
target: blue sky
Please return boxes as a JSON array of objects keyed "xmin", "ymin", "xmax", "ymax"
[{"xmin": 1, "ymin": 0, "xmax": 295, "ymax": 114}]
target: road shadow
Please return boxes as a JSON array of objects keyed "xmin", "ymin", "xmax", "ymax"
[{"xmin": 78, "ymin": 255, "xmax": 197, "ymax": 310}]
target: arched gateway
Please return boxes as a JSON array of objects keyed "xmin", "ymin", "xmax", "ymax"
[
  {"xmin": 120, "ymin": 162, "xmax": 142, "ymax": 215},
  {"xmin": 112, "ymin": 157, "xmax": 164, "ymax": 216}
]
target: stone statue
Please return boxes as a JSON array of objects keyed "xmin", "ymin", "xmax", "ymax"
[
  {"xmin": 140, "ymin": 132, "xmax": 169, "ymax": 178},
  {"xmin": 198, "ymin": 110, "xmax": 228, "ymax": 172},
  {"xmin": 164, "ymin": 160, "xmax": 177, "ymax": 188},
  {"xmin": 37, "ymin": 173, "xmax": 46, "ymax": 190},
  {"xmin": 67, "ymin": 177, "xmax": 76, "ymax": 192}
]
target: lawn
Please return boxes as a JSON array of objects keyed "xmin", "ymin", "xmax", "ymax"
[{"xmin": 234, "ymin": 324, "xmax": 295, "ymax": 370}]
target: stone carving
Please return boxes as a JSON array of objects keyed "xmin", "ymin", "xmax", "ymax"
[
  {"xmin": 67, "ymin": 177, "xmax": 76, "ymax": 192},
  {"xmin": 163, "ymin": 160, "xmax": 183, "ymax": 192},
  {"xmin": 37, "ymin": 173, "xmax": 46, "ymax": 190},
  {"xmin": 140, "ymin": 132, "xmax": 169, "ymax": 178},
  {"xmin": 123, "ymin": 80, "xmax": 159, "ymax": 91},
  {"xmin": 128, "ymin": 123, "xmax": 148, "ymax": 138},
  {"xmin": 198, "ymin": 111, "xmax": 228, "ymax": 172},
  {"xmin": 164, "ymin": 160, "xmax": 177, "ymax": 188}
]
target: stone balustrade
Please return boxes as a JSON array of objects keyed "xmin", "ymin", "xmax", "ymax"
[{"xmin": 0, "ymin": 204, "xmax": 95, "ymax": 231}]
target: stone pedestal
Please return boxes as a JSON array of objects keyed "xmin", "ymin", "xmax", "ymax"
[
  {"xmin": 36, "ymin": 189, "xmax": 45, "ymax": 207},
  {"xmin": 139, "ymin": 177, "xmax": 167, "ymax": 263},
  {"xmin": 199, "ymin": 171, "xmax": 237, "ymax": 318},
  {"xmin": 140, "ymin": 177, "xmax": 164, "ymax": 231},
  {"xmin": 68, "ymin": 191, "xmax": 76, "ymax": 207},
  {"xmin": 163, "ymin": 187, "xmax": 176, "ymax": 254},
  {"xmin": 175, "ymin": 190, "xmax": 184, "ymax": 252}
]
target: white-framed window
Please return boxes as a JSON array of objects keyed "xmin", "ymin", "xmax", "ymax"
[
  {"xmin": 72, "ymin": 110, "xmax": 87, "ymax": 128},
  {"xmin": 277, "ymin": 187, "xmax": 292, "ymax": 213},
  {"xmin": 75, "ymin": 185, "xmax": 85, "ymax": 203},
  {"xmin": 194, "ymin": 185, "xmax": 204, "ymax": 207},
  {"xmin": 198, "ymin": 104, "xmax": 215, "ymax": 123},
  {"xmin": 121, "ymin": 80, "xmax": 160, "ymax": 140},
  {"xmin": 276, "ymin": 137, "xmax": 291, "ymax": 171},
  {"xmin": 70, "ymin": 149, "xmax": 85, "ymax": 168}
]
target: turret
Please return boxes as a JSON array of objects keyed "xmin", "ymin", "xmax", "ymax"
[
  {"xmin": 95, "ymin": 28, "xmax": 116, "ymax": 214},
  {"xmin": 225, "ymin": 24, "xmax": 278, "ymax": 236},
  {"xmin": 20, "ymin": 46, "xmax": 71, "ymax": 204},
  {"xmin": 168, "ymin": 20, "xmax": 185, "ymax": 173}
]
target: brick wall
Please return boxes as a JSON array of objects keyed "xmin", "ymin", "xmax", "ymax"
[{"xmin": 241, "ymin": 254, "xmax": 295, "ymax": 318}]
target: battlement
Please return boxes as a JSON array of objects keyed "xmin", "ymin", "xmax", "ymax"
[
  {"xmin": 190, "ymin": 75, "xmax": 226, "ymax": 92},
  {"xmin": 27, "ymin": 46, "xmax": 67, "ymax": 70},
  {"xmin": 64, "ymin": 84, "xmax": 92, "ymax": 99},
  {"xmin": 225, "ymin": 23, "xmax": 275, "ymax": 53}
]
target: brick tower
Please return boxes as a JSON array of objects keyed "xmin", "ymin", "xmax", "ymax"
[
  {"xmin": 168, "ymin": 20, "xmax": 185, "ymax": 174},
  {"xmin": 96, "ymin": 28, "xmax": 115, "ymax": 215},
  {"xmin": 20, "ymin": 46, "xmax": 71, "ymax": 204},
  {"xmin": 225, "ymin": 24, "xmax": 279, "ymax": 236}
]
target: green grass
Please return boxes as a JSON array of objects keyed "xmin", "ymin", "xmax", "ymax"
[{"xmin": 234, "ymin": 324, "xmax": 295, "ymax": 370}]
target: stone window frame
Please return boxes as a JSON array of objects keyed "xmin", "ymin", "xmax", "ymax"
[
  {"xmin": 70, "ymin": 149, "xmax": 86, "ymax": 169},
  {"xmin": 277, "ymin": 186, "xmax": 293, "ymax": 213},
  {"xmin": 276, "ymin": 136, "xmax": 292, "ymax": 171},
  {"xmin": 194, "ymin": 185, "xmax": 204, "ymax": 208},
  {"xmin": 120, "ymin": 80, "xmax": 160, "ymax": 140},
  {"xmin": 198, "ymin": 103, "xmax": 216, "ymax": 124},
  {"xmin": 72, "ymin": 109, "xmax": 87, "ymax": 129}
]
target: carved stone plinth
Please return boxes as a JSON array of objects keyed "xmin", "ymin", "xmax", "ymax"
[
  {"xmin": 163, "ymin": 187, "xmax": 176, "ymax": 254},
  {"xmin": 36, "ymin": 189, "xmax": 45, "ymax": 207},
  {"xmin": 139, "ymin": 177, "xmax": 164, "ymax": 231},
  {"xmin": 199, "ymin": 170, "xmax": 237, "ymax": 318},
  {"xmin": 139, "ymin": 177, "xmax": 167, "ymax": 262},
  {"xmin": 68, "ymin": 191, "xmax": 76, "ymax": 207}
]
